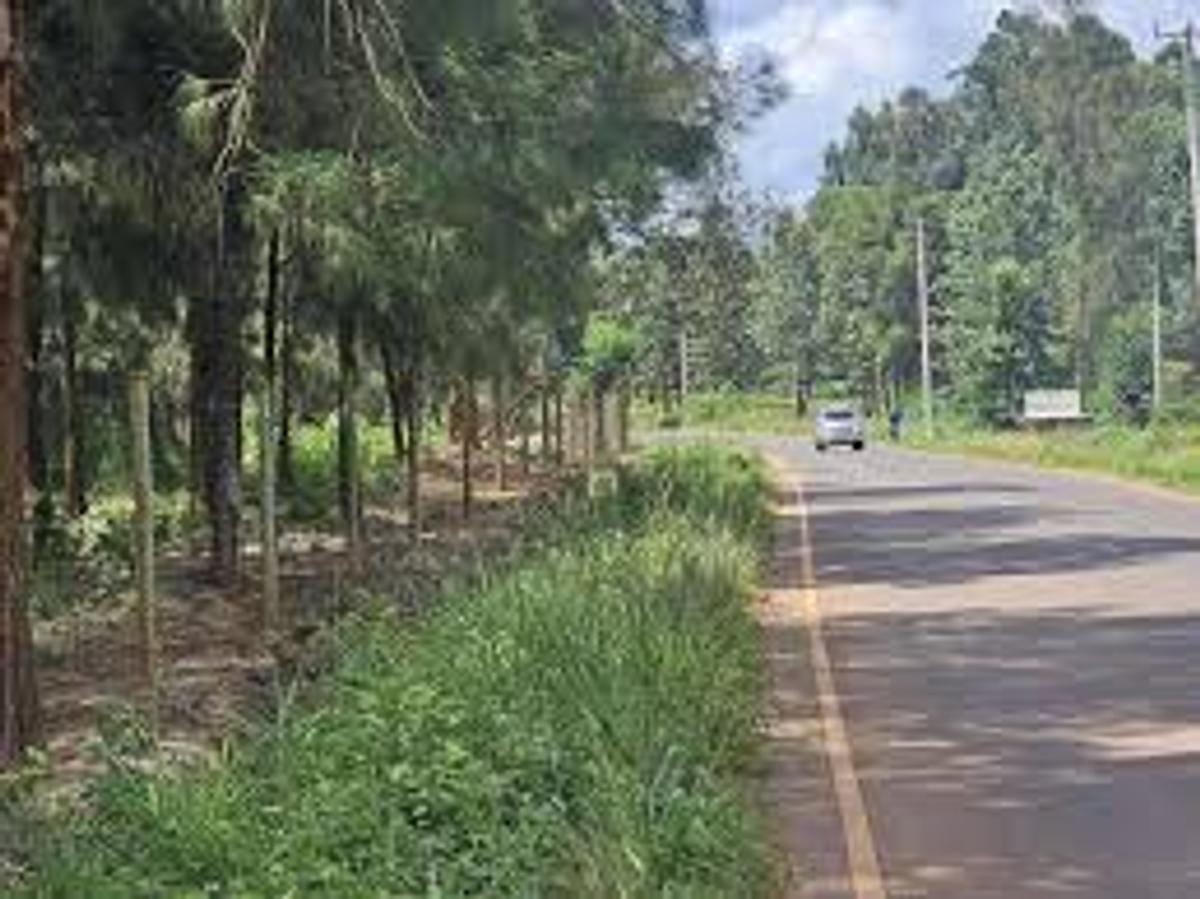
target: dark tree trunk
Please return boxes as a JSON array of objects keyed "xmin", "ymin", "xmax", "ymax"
[
  {"xmin": 264, "ymin": 229, "xmax": 279, "ymax": 400},
  {"xmin": 521, "ymin": 396, "xmax": 531, "ymax": 477},
  {"xmin": 381, "ymin": 337, "xmax": 407, "ymax": 468},
  {"xmin": 540, "ymin": 384, "xmax": 551, "ymax": 465},
  {"xmin": 492, "ymin": 374, "xmax": 507, "ymax": 492},
  {"xmin": 260, "ymin": 231, "xmax": 281, "ymax": 634},
  {"xmin": 617, "ymin": 379, "xmax": 631, "ymax": 454},
  {"xmin": 553, "ymin": 384, "xmax": 564, "ymax": 468},
  {"xmin": 24, "ymin": 280, "xmax": 41, "ymax": 490},
  {"xmin": 187, "ymin": 292, "xmax": 210, "ymax": 537},
  {"xmin": 62, "ymin": 297, "xmax": 83, "ymax": 515},
  {"xmin": 336, "ymin": 307, "xmax": 361, "ymax": 550},
  {"xmin": 460, "ymin": 376, "xmax": 476, "ymax": 519},
  {"xmin": 0, "ymin": 0, "xmax": 41, "ymax": 767},
  {"xmin": 277, "ymin": 268, "xmax": 295, "ymax": 496},
  {"xmin": 201, "ymin": 178, "xmax": 248, "ymax": 586},
  {"xmin": 24, "ymin": 165, "xmax": 43, "ymax": 498},
  {"xmin": 405, "ymin": 359, "xmax": 421, "ymax": 538}
]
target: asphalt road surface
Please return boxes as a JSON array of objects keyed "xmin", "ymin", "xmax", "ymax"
[{"xmin": 756, "ymin": 439, "xmax": 1200, "ymax": 899}]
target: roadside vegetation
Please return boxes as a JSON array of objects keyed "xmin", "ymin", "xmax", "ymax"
[
  {"xmin": 638, "ymin": 391, "xmax": 809, "ymax": 435},
  {"xmin": 614, "ymin": 12, "xmax": 1199, "ymax": 464},
  {"xmin": 911, "ymin": 421, "xmax": 1200, "ymax": 496},
  {"xmin": 3, "ymin": 0, "xmax": 793, "ymax": 769},
  {"xmin": 7, "ymin": 447, "xmax": 777, "ymax": 898}
]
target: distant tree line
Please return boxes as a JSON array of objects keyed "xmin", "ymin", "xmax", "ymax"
[{"xmin": 624, "ymin": 10, "xmax": 1199, "ymax": 424}]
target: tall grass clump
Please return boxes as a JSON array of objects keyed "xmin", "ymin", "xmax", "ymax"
[{"xmin": 16, "ymin": 446, "xmax": 775, "ymax": 898}]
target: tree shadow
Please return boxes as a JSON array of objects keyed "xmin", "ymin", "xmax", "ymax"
[
  {"xmin": 764, "ymin": 471, "xmax": 1200, "ymax": 896},
  {"xmin": 803, "ymin": 482, "xmax": 1036, "ymax": 504},
  {"xmin": 812, "ymin": 608, "xmax": 1200, "ymax": 898},
  {"xmin": 802, "ymin": 500, "xmax": 1200, "ymax": 589}
]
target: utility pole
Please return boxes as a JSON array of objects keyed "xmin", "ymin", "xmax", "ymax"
[
  {"xmin": 1186, "ymin": 24, "xmax": 1200, "ymax": 308},
  {"xmin": 1159, "ymin": 21, "xmax": 1200, "ymax": 307},
  {"xmin": 916, "ymin": 215, "xmax": 934, "ymax": 439}
]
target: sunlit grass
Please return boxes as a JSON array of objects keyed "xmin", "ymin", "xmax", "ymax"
[
  {"xmin": 914, "ymin": 423, "xmax": 1200, "ymax": 495},
  {"xmin": 14, "ymin": 446, "xmax": 777, "ymax": 898},
  {"xmin": 635, "ymin": 391, "xmax": 809, "ymax": 436}
]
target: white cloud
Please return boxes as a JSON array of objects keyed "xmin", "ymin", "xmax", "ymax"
[
  {"xmin": 722, "ymin": 3, "xmax": 912, "ymax": 96},
  {"xmin": 714, "ymin": 0, "xmax": 1190, "ymax": 200}
]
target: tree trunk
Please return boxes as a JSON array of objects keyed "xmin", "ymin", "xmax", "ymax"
[
  {"xmin": 264, "ymin": 230, "xmax": 279, "ymax": 400},
  {"xmin": 460, "ymin": 376, "xmax": 476, "ymax": 519},
  {"xmin": 593, "ymin": 384, "xmax": 607, "ymax": 461},
  {"xmin": 261, "ymin": 232, "xmax": 280, "ymax": 635},
  {"xmin": 521, "ymin": 400, "xmax": 531, "ymax": 477},
  {"xmin": 540, "ymin": 384, "xmax": 551, "ymax": 466},
  {"xmin": 187, "ymin": 293, "xmax": 208, "ymax": 552},
  {"xmin": 583, "ymin": 388, "xmax": 595, "ymax": 495},
  {"xmin": 381, "ymin": 338, "xmax": 407, "ymax": 470},
  {"xmin": 492, "ymin": 374, "xmax": 507, "ymax": 492},
  {"xmin": 129, "ymin": 374, "xmax": 158, "ymax": 723},
  {"xmin": 553, "ymin": 385, "xmax": 564, "ymax": 468},
  {"xmin": 24, "ymin": 277, "xmax": 41, "ymax": 490},
  {"xmin": 61, "ymin": 296, "xmax": 83, "ymax": 516},
  {"xmin": 794, "ymin": 357, "xmax": 809, "ymax": 419},
  {"xmin": 617, "ymin": 379, "xmax": 631, "ymax": 455},
  {"xmin": 24, "ymin": 169, "xmax": 42, "ymax": 499},
  {"xmin": 200, "ymin": 179, "xmax": 248, "ymax": 586},
  {"xmin": 337, "ymin": 307, "xmax": 361, "ymax": 566},
  {"xmin": 405, "ymin": 360, "xmax": 421, "ymax": 538},
  {"xmin": 0, "ymin": 0, "xmax": 40, "ymax": 766},
  {"xmin": 259, "ymin": 380, "xmax": 280, "ymax": 637},
  {"xmin": 277, "ymin": 274, "xmax": 295, "ymax": 497}
]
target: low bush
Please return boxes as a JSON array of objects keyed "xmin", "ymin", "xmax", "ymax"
[
  {"xmin": 284, "ymin": 416, "xmax": 403, "ymax": 523},
  {"xmin": 16, "ymin": 445, "xmax": 775, "ymax": 898},
  {"xmin": 29, "ymin": 492, "xmax": 194, "ymax": 620}
]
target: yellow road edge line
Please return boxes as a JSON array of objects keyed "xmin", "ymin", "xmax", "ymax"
[{"xmin": 772, "ymin": 457, "xmax": 888, "ymax": 899}]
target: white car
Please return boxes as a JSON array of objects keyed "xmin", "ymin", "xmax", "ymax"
[{"xmin": 815, "ymin": 407, "xmax": 866, "ymax": 452}]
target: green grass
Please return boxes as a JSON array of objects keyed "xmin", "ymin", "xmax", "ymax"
[
  {"xmin": 12, "ymin": 446, "xmax": 777, "ymax": 898},
  {"xmin": 270, "ymin": 416, "xmax": 409, "ymax": 523},
  {"xmin": 29, "ymin": 491, "xmax": 196, "ymax": 620},
  {"xmin": 636, "ymin": 391, "xmax": 809, "ymax": 435},
  {"xmin": 912, "ymin": 422, "xmax": 1200, "ymax": 495}
]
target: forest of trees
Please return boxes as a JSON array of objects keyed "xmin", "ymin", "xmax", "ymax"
[
  {"xmin": 4, "ymin": 4, "xmax": 1199, "ymax": 774},
  {"xmin": 626, "ymin": 10, "xmax": 1200, "ymax": 425},
  {"xmin": 0, "ymin": 0, "xmax": 756, "ymax": 767}
]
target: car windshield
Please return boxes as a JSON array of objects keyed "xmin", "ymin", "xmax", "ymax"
[{"xmin": 821, "ymin": 410, "xmax": 855, "ymax": 422}]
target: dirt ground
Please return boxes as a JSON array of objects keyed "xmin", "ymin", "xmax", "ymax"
[{"xmin": 30, "ymin": 454, "xmax": 569, "ymax": 799}]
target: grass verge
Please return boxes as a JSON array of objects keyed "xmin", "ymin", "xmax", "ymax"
[
  {"xmin": 9, "ymin": 445, "xmax": 776, "ymax": 898},
  {"xmin": 635, "ymin": 392, "xmax": 809, "ymax": 436},
  {"xmin": 911, "ymin": 423, "xmax": 1200, "ymax": 496}
]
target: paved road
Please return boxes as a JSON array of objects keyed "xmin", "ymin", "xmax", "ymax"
[{"xmin": 757, "ymin": 441, "xmax": 1200, "ymax": 899}]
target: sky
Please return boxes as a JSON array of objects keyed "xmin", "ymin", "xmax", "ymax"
[{"xmin": 711, "ymin": 0, "xmax": 1198, "ymax": 201}]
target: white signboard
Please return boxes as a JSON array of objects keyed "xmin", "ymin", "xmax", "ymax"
[{"xmin": 1024, "ymin": 390, "xmax": 1083, "ymax": 421}]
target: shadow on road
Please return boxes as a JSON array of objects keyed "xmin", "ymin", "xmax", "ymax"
[
  {"xmin": 803, "ymin": 489, "xmax": 1200, "ymax": 591},
  {"xmin": 805, "ymin": 482, "xmax": 1035, "ymax": 504},
  {"xmin": 815, "ymin": 608, "xmax": 1200, "ymax": 898},
  {"xmin": 763, "ymin": 467, "xmax": 1200, "ymax": 897}
]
